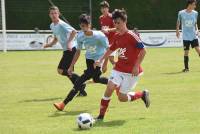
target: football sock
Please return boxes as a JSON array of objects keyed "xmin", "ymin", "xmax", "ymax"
[
  {"xmin": 99, "ymin": 96, "xmax": 111, "ymax": 116},
  {"xmin": 63, "ymin": 88, "xmax": 78, "ymax": 105},
  {"xmin": 184, "ymin": 56, "xmax": 189, "ymax": 69}
]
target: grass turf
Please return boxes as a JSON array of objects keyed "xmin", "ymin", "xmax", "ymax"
[{"xmin": 0, "ymin": 48, "xmax": 200, "ymax": 134}]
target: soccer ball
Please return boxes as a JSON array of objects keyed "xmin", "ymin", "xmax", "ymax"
[{"xmin": 77, "ymin": 113, "xmax": 95, "ymax": 130}]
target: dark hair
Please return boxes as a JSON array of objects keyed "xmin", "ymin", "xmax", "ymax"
[
  {"xmin": 79, "ymin": 14, "xmax": 91, "ymax": 25},
  {"xmin": 112, "ymin": 9, "xmax": 127, "ymax": 22},
  {"xmin": 186, "ymin": 0, "xmax": 197, "ymax": 7},
  {"xmin": 100, "ymin": 1, "xmax": 110, "ymax": 8},
  {"xmin": 49, "ymin": 6, "xmax": 60, "ymax": 13}
]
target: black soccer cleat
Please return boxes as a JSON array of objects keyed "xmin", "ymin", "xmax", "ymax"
[
  {"xmin": 182, "ymin": 68, "xmax": 189, "ymax": 72},
  {"xmin": 94, "ymin": 115, "xmax": 104, "ymax": 122},
  {"xmin": 141, "ymin": 90, "xmax": 150, "ymax": 108}
]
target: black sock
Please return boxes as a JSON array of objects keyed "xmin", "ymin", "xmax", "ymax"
[
  {"xmin": 63, "ymin": 88, "xmax": 78, "ymax": 105},
  {"xmin": 69, "ymin": 73, "xmax": 80, "ymax": 84},
  {"xmin": 184, "ymin": 56, "xmax": 189, "ymax": 69},
  {"xmin": 93, "ymin": 77, "xmax": 108, "ymax": 84}
]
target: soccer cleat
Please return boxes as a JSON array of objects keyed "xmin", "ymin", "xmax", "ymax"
[
  {"xmin": 53, "ymin": 102, "xmax": 65, "ymax": 111},
  {"xmin": 141, "ymin": 90, "xmax": 150, "ymax": 108},
  {"xmin": 94, "ymin": 115, "xmax": 104, "ymax": 122},
  {"xmin": 77, "ymin": 90, "xmax": 87, "ymax": 97},
  {"xmin": 182, "ymin": 68, "xmax": 189, "ymax": 72}
]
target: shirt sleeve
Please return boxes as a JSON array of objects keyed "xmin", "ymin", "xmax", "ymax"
[
  {"xmin": 76, "ymin": 36, "xmax": 82, "ymax": 50},
  {"xmin": 50, "ymin": 24, "xmax": 56, "ymax": 37},
  {"xmin": 196, "ymin": 12, "xmax": 198, "ymax": 23},
  {"xmin": 177, "ymin": 11, "xmax": 181, "ymax": 23},
  {"xmin": 99, "ymin": 33, "xmax": 109, "ymax": 48},
  {"xmin": 132, "ymin": 34, "xmax": 145, "ymax": 49},
  {"xmin": 60, "ymin": 22, "xmax": 75, "ymax": 33}
]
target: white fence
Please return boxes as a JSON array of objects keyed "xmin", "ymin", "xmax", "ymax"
[{"xmin": 0, "ymin": 30, "xmax": 184, "ymax": 51}]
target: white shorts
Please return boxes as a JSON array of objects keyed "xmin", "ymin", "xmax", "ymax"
[{"xmin": 109, "ymin": 70, "xmax": 140, "ymax": 94}]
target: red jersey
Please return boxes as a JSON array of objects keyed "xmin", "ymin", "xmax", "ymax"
[
  {"xmin": 99, "ymin": 13, "xmax": 115, "ymax": 44},
  {"xmin": 110, "ymin": 30, "xmax": 144, "ymax": 74}
]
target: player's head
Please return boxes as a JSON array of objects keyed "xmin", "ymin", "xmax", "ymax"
[
  {"xmin": 79, "ymin": 14, "xmax": 91, "ymax": 32},
  {"xmin": 49, "ymin": 6, "xmax": 60, "ymax": 22},
  {"xmin": 112, "ymin": 9, "xmax": 127, "ymax": 31},
  {"xmin": 100, "ymin": 1, "xmax": 110, "ymax": 15},
  {"xmin": 186, "ymin": 0, "xmax": 197, "ymax": 9}
]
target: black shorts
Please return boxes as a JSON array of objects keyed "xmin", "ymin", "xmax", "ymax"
[
  {"xmin": 183, "ymin": 39, "xmax": 199, "ymax": 50},
  {"xmin": 58, "ymin": 47, "xmax": 76, "ymax": 70}
]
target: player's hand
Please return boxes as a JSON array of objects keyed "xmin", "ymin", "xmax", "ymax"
[
  {"xmin": 132, "ymin": 66, "xmax": 139, "ymax": 76},
  {"xmin": 101, "ymin": 28, "xmax": 109, "ymax": 34},
  {"xmin": 101, "ymin": 26, "xmax": 109, "ymax": 34},
  {"xmin": 196, "ymin": 30, "xmax": 199, "ymax": 37},
  {"xmin": 176, "ymin": 31, "xmax": 180, "ymax": 38},
  {"xmin": 43, "ymin": 44, "xmax": 50, "ymax": 48},
  {"xmin": 94, "ymin": 60, "xmax": 102, "ymax": 68},
  {"xmin": 68, "ymin": 66, "xmax": 73, "ymax": 76},
  {"xmin": 67, "ymin": 42, "xmax": 73, "ymax": 51}
]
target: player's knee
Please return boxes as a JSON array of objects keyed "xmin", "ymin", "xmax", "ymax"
[{"xmin": 57, "ymin": 69, "xmax": 63, "ymax": 75}]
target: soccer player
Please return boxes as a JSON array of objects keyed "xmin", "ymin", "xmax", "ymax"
[
  {"xmin": 99, "ymin": 1, "xmax": 117, "ymax": 66},
  {"xmin": 95, "ymin": 9, "xmax": 150, "ymax": 120},
  {"xmin": 53, "ymin": 14, "xmax": 109, "ymax": 111},
  {"xmin": 43, "ymin": 6, "xmax": 87, "ymax": 96},
  {"xmin": 176, "ymin": 0, "xmax": 200, "ymax": 72}
]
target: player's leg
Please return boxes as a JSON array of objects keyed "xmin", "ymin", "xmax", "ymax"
[
  {"xmin": 57, "ymin": 48, "xmax": 81, "ymax": 83},
  {"xmin": 117, "ymin": 74, "xmax": 150, "ymax": 107},
  {"xmin": 96, "ymin": 81, "xmax": 116, "ymax": 120},
  {"xmin": 96, "ymin": 70, "xmax": 122, "ymax": 120},
  {"xmin": 53, "ymin": 60, "xmax": 94, "ymax": 111},
  {"xmin": 92, "ymin": 66, "xmax": 108, "ymax": 84},
  {"xmin": 58, "ymin": 48, "xmax": 86, "ymax": 94},
  {"xmin": 191, "ymin": 39, "xmax": 200, "ymax": 56},
  {"xmin": 183, "ymin": 40, "xmax": 190, "ymax": 72}
]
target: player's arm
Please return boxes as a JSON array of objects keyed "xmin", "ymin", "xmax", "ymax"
[
  {"xmin": 176, "ymin": 12, "xmax": 181, "ymax": 38},
  {"xmin": 176, "ymin": 21, "xmax": 180, "ymax": 38},
  {"xmin": 67, "ymin": 30, "xmax": 77, "ymax": 51},
  {"xmin": 95, "ymin": 48, "xmax": 113, "ymax": 67},
  {"xmin": 43, "ymin": 37, "xmax": 58, "ymax": 48},
  {"xmin": 132, "ymin": 48, "xmax": 146, "ymax": 76},
  {"xmin": 102, "ymin": 27, "xmax": 117, "ymax": 34},
  {"xmin": 68, "ymin": 49, "xmax": 81, "ymax": 75},
  {"xmin": 196, "ymin": 23, "xmax": 199, "ymax": 36}
]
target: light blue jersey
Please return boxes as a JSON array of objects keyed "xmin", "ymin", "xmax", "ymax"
[
  {"xmin": 50, "ymin": 19, "xmax": 77, "ymax": 51},
  {"xmin": 77, "ymin": 31, "xmax": 109, "ymax": 61},
  {"xmin": 177, "ymin": 10, "xmax": 198, "ymax": 41}
]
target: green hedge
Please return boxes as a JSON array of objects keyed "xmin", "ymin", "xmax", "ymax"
[{"xmin": 5, "ymin": 0, "xmax": 197, "ymax": 30}]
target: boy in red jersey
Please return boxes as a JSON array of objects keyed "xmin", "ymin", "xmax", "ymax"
[
  {"xmin": 99, "ymin": 1, "xmax": 116, "ymax": 66},
  {"xmin": 95, "ymin": 9, "xmax": 150, "ymax": 120}
]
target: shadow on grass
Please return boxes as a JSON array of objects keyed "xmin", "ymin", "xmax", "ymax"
[
  {"xmin": 162, "ymin": 71, "xmax": 183, "ymax": 75},
  {"xmin": 72, "ymin": 120, "xmax": 126, "ymax": 132},
  {"xmin": 94, "ymin": 119, "xmax": 126, "ymax": 127},
  {"xmin": 19, "ymin": 97, "xmax": 62, "ymax": 103},
  {"xmin": 48, "ymin": 110, "xmax": 89, "ymax": 117}
]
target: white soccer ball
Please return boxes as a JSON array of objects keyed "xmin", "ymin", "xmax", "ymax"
[{"xmin": 77, "ymin": 113, "xmax": 95, "ymax": 130}]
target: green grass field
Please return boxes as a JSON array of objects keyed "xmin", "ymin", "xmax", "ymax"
[{"xmin": 0, "ymin": 48, "xmax": 200, "ymax": 134}]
